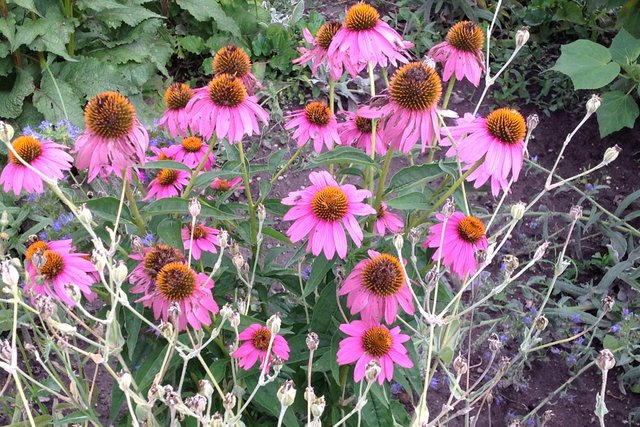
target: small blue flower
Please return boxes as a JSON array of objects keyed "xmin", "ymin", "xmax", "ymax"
[
  {"xmin": 550, "ymin": 347, "xmax": 560, "ymax": 354},
  {"xmin": 149, "ymin": 137, "xmax": 162, "ymax": 147},
  {"xmin": 572, "ymin": 314, "xmax": 581, "ymax": 324},
  {"xmin": 524, "ymin": 418, "xmax": 535, "ymax": 427},
  {"xmin": 302, "ymin": 265, "xmax": 312, "ymax": 280},
  {"xmin": 610, "ymin": 323, "xmax": 621, "ymax": 334},
  {"xmin": 390, "ymin": 382, "xmax": 403, "ymax": 395},
  {"xmin": 528, "ymin": 220, "xmax": 539, "ymax": 230},
  {"xmin": 499, "ymin": 334, "xmax": 508, "ymax": 343},
  {"xmin": 429, "ymin": 377, "xmax": 439, "ymax": 389},
  {"xmin": 576, "ymin": 336, "xmax": 585, "ymax": 346},
  {"xmin": 494, "ymin": 395, "xmax": 505, "ymax": 405},
  {"xmin": 38, "ymin": 231, "xmax": 48, "ymax": 241},
  {"xmin": 623, "ymin": 308, "xmax": 631, "ymax": 318},
  {"xmin": 530, "ymin": 306, "xmax": 538, "ymax": 315},
  {"xmin": 566, "ymin": 355, "xmax": 577, "ymax": 365},
  {"xmin": 585, "ymin": 183, "xmax": 595, "ymax": 191},
  {"xmin": 142, "ymin": 233, "xmax": 156, "ymax": 246},
  {"xmin": 52, "ymin": 221, "xmax": 62, "ymax": 231},
  {"xmin": 572, "ymin": 327, "xmax": 581, "ymax": 335},
  {"xmin": 524, "ymin": 315, "xmax": 532, "ymax": 326},
  {"xmin": 38, "ymin": 120, "xmax": 52, "ymax": 130},
  {"xmin": 520, "ymin": 382, "xmax": 530, "ymax": 391},
  {"xmin": 531, "ymin": 155, "xmax": 539, "ymax": 163}
]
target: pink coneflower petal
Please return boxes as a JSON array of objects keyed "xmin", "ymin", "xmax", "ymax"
[
  {"xmin": 182, "ymin": 223, "xmax": 219, "ymax": 260},
  {"xmin": 158, "ymin": 82, "xmax": 194, "ymax": 137},
  {"xmin": 285, "ymin": 101, "xmax": 340, "ymax": 153},
  {"xmin": 144, "ymin": 169, "xmax": 190, "ymax": 200},
  {"xmin": 24, "ymin": 239, "xmax": 97, "ymax": 306},
  {"xmin": 337, "ymin": 320, "xmax": 413, "ymax": 384},
  {"xmin": 422, "ymin": 212, "xmax": 488, "ymax": 279},
  {"xmin": 282, "ymin": 171, "xmax": 375, "ymax": 260},
  {"xmin": 374, "ymin": 203, "xmax": 403, "ymax": 236},
  {"xmin": 429, "ymin": 21, "xmax": 485, "ymax": 87},
  {"xmin": 1, "ymin": 136, "xmax": 73, "ymax": 195},
  {"xmin": 75, "ymin": 91, "xmax": 149, "ymax": 182},
  {"xmin": 337, "ymin": 110, "xmax": 387, "ymax": 156},
  {"xmin": 233, "ymin": 324, "xmax": 290, "ymax": 372},
  {"xmin": 165, "ymin": 136, "xmax": 215, "ymax": 170},
  {"xmin": 293, "ymin": 23, "xmax": 343, "ymax": 80}
]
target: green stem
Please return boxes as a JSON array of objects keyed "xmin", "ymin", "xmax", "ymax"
[
  {"xmin": 62, "ymin": 0, "xmax": 74, "ymax": 55},
  {"xmin": 182, "ymin": 136, "xmax": 217, "ymax": 197},
  {"xmin": 366, "ymin": 61, "xmax": 377, "ymax": 196},
  {"xmin": 329, "ymin": 77, "xmax": 335, "ymax": 114},
  {"xmin": 412, "ymin": 157, "xmax": 484, "ymax": 227},
  {"xmin": 270, "ymin": 143, "xmax": 305, "ymax": 185},
  {"xmin": 373, "ymin": 148, "xmax": 393, "ymax": 211},
  {"xmin": 124, "ymin": 178, "xmax": 145, "ymax": 235},
  {"xmin": 238, "ymin": 141, "xmax": 257, "ymax": 250}
]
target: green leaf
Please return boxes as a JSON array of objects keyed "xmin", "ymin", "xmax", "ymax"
[
  {"xmin": 603, "ymin": 334, "xmax": 623, "ymax": 350},
  {"xmin": 311, "ymin": 146, "xmax": 377, "ymax": 167},
  {"xmin": 180, "ymin": 35, "xmax": 206, "ymax": 54},
  {"xmin": 386, "ymin": 192, "xmax": 430, "ymax": 210},
  {"xmin": 142, "ymin": 197, "xmax": 237, "ymax": 220},
  {"xmin": 596, "ymin": 90, "xmax": 639, "ymax": 137},
  {"xmin": 125, "ymin": 304, "xmax": 143, "ymax": 360},
  {"xmin": 387, "ymin": 163, "xmax": 443, "ymax": 194},
  {"xmin": 551, "ymin": 40, "xmax": 620, "ymax": 89},
  {"xmin": 85, "ymin": 197, "xmax": 133, "ymax": 224},
  {"xmin": 610, "ymin": 28, "xmax": 640, "ymax": 64},
  {"xmin": 157, "ymin": 218, "xmax": 184, "ymax": 249},
  {"xmin": 620, "ymin": 0, "xmax": 640, "ymax": 38},
  {"xmin": 176, "ymin": 0, "xmax": 241, "ymax": 36},
  {"xmin": 33, "ymin": 72, "xmax": 84, "ymax": 127},
  {"xmin": 262, "ymin": 227, "xmax": 292, "ymax": 245},
  {"xmin": 26, "ymin": 7, "xmax": 75, "ymax": 61},
  {"xmin": 0, "ymin": 70, "xmax": 35, "ymax": 119},
  {"xmin": 310, "ymin": 282, "xmax": 337, "ymax": 334},
  {"xmin": 304, "ymin": 255, "xmax": 333, "ymax": 297},
  {"xmin": 96, "ymin": 3, "xmax": 162, "ymax": 29},
  {"xmin": 11, "ymin": 0, "xmax": 40, "ymax": 15},
  {"xmin": 142, "ymin": 160, "xmax": 193, "ymax": 172}
]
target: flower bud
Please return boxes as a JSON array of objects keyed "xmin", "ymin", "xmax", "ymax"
[
  {"xmin": 533, "ymin": 241, "xmax": 549, "ymax": 261},
  {"xmin": 602, "ymin": 145, "xmax": 621, "ymax": 165},
  {"xmin": 502, "ymin": 255, "xmax": 520, "ymax": 275},
  {"xmin": 112, "ymin": 260, "xmax": 128, "ymax": 285},
  {"xmin": 159, "ymin": 321, "xmax": 174, "ymax": 339},
  {"xmin": 217, "ymin": 230, "xmax": 229, "ymax": 249},
  {"xmin": 453, "ymin": 354, "xmax": 468, "ymax": 376},
  {"xmin": 535, "ymin": 314, "xmax": 548, "ymax": 331},
  {"xmin": 304, "ymin": 386, "xmax": 315, "ymax": 402},
  {"xmin": 232, "ymin": 253, "xmax": 245, "ymax": 270},
  {"xmin": 421, "ymin": 55, "xmax": 436, "ymax": 69},
  {"xmin": 267, "ymin": 313, "xmax": 281, "ymax": 335},
  {"xmin": 223, "ymin": 392, "xmax": 236, "ymax": 411},
  {"xmin": 515, "ymin": 26, "xmax": 529, "ymax": 48},
  {"xmin": 442, "ymin": 198, "xmax": 455, "ymax": 218},
  {"xmin": 189, "ymin": 197, "xmax": 201, "ymax": 217},
  {"xmin": 526, "ymin": 114, "xmax": 539, "ymax": 132},
  {"xmin": 0, "ymin": 121, "xmax": 14, "ymax": 143},
  {"xmin": 409, "ymin": 227, "xmax": 421, "ymax": 245},
  {"xmin": 511, "ymin": 202, "xmax": 526, "ymax": 221},
  {"xmin": 0, "ymin": 211, "xmax": 9, "ymax": 228},
  {"xmin": 2, "ymin": 261, "xmax": 19, "ymax": 289},
  {"xmin": 365, "ymin": 360, "xmax": 381, "ymax": 383},
  {"xmin": 596, "ymin": 349, "xmax": 615, "ymax": 371},
  {"xmin": 277, "ymin": 380, "xmax": 296, "ymax": 407},
  {"xmin": 586, "ymin": 94, "xmax": 601, "ymax": 114},
  {"xmin": 602, "ymin": 295, "xmax": 614, "ymax": 313},
  {"xmin": 220, "ymin": 303, "xmax": 233, "ymax": 320},
  {"xmin": 77, "ymin": 204, "xmax": 93, "ymax": 225},
  {"xmin": 198, "ymin": 379, "xmax": 214, "ymax": 398},
  {"xmin": 230, "ymin": 311, "xmax": 240, "ymax": 328},
  {"xmin": 210, "ymin": 412, "xmax": 223, "ymax": 427},
  {"xmin": 118, "ymin": 371, "xmax": 132, "ymax": 391},
  {"xmin": 570, "ymin": 205, "xmax": 583, "ymax": 221},
  {"xmin": 554, "ymin": 257, "xmax": 570, "ymax": 276},
  {"xmin": 306, "ymin": 332, "xmax": 319, "ymax": 350},
  {"xmin": 393, "ymin": 233, "xmax": 404, "ymax": 252},
  {"xmin": 256, "ymin": 203, "xmax": 266, "ymax": 223},
  {"xmin": 311, "ymin": 395, "xmax": 326, "ymax": 418}
]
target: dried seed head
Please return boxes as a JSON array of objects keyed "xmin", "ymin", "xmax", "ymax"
[
  {"xmin": 186, "ymin": 393, "xmax": 207, "ymax": 415},
  {"xmin": 533, "ymin": 241, "xmax": 549, "ymax": 261},
  {"xmin": 267, "ymin": 312, "xmax": 282, "ymax": 335},
  {"xmin": 112, "ymin": 260, "xmax": 128, "ymax": 285},
  {"xmin": 210, "ymin": 412, "xmax": 223, "ymax": 427},
  {"xmin": 232, "ymin": 253, "xmax": 245, "ymax": 270},
  {"xmin": 393, "ymin": 233, "xmax": 404, "ymax": 252},
  {"xmin": 1, "ymin": 261, "xmax": 19, "ymax": 289},
  {"xmin": 277, "ymin": 380, "xmax": 296, "ymax": 407},
  {"xmin": 77, "ymin": 204, "xmax": 93, "ymax": 225},
  {"xmin": 555, "ymin": 257, "xmax": 570, "ymax": 276},
  {"xmin": 198, "ymin": 379, "xmax": 214, "ymax": 398},
  {"xmin": 602, "ymin": 145, "xmax": 621, "ymax": 165},
  {"xmin": 0, "ymin": 121, "xmax": 15, "ymax": 142},
  {"xmin": 511, "ymin": 202, "xmax": 526, "ymax": 221},
  {"xmin": 515, "ymin": 26, "xmax": 530, "ymax": 47},
  {"xmin": 223, "ymin": 392, "xmax": 236, "ymax": 411},
  {"xmin": 147, "ymin": 383, "xmax": 165, "ymax": 402},
  {"xmin": 475, "ymin": 248, "xmax": 487, "ymax": 264},
  {"xmin": 535, "ymin": 314, "xmax": 548, "ymax": 331},
  {"xmin": 311, "ymin": 395, "xmax": 326, "ymax": 419},
  {"xmin": 230, "ymin": 311, "xmax": 240, "ymax": 328},
  {"xmin": 256, "ymin": 203, "xmax": 266, "ymax": 223},
  {"xmin": 543, "ymin": 410, "xmax": 554, "ymax": 422},
  {"xmin": 526, "ymin": 114, "xmax": 539, "ymax": 131},
  {"xmin": 159, "ymin": 321, "xmax": 174, "ymax": 339},
  {"xmin": 570, "ymin": 205, "xmax": 583, "ymax": 221},
  {"xmin": 486, "ymin": 391, "xmax": 494, "ymax": 405},
  {"xmin": 118, "ymin": 371, "xmax": 132, "ymax": 390},
  {"xmin": 304, "ymin": 386, "xmax": 315, "ymax": 402},
  {"xmin": 270, "ymin": 355, "xmax": 284, "ymax": 376},
  {"xmin": 602, "ymin": 295, "xmax": 614, "ymax": 313},
  {"xmin": 365, "ymin": 359, "xmax": 382, "ymax": 383},
  {"xmin": 189, "ymin": 198, "xmax": 202, "ymax": 217},
  {"xmin": 586, "ymin": 94, "xmax": 601, "ymax": 114},
  {"xmin": 0, "ymin": 339, "xmax": 11, "ymax": 362},
  {"xmin": 164, "ymin": 385, "xmax": 181, "ymax": 407},
  {"xmin": 409, "ymin": 227, "xmax": 421, "ymax": 245},
  {"xmin": 306, "ymin": 332, "xmax": 319, "ymax": 350},
  {"xmin": 488, "ymin": 333, "xmax": 503, "ymax": 353},
  {"xmin": 220, "ymin": 303, "xmax": 233, "ymax": 320},
  {"xmin": 453, "ymin": 354, "xmax": 468, "ymax": 375},
  {"xmin": 424, "ymin": 267, "xmax": 441, "ymax": 289},
  {"xmin": 498, "ymin": 356, "xmax": 511, "ymax": 372},
  {"xmin": 596, "ymin": 349, "xmax": 615, "ymax": 371},
  {"xmin": 442, "ymin": 198, "xmax": 456, "ymax": 217},
  {"xmin": 508, "ymin": 420, "xmax": 523, "ymax": 427},
  {"xmin": 218, "ymin": 230, "xmax": 229, "ymax": 249},
  {"xmin": 502, "ymin": 255, "xmax": 520, "ymax": 275}
]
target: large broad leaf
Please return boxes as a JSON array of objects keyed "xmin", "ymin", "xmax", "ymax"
[
  {"xmin": 96, "ymin": 2, "xmax": 162, "ymax": 29},
  {"xmin": 33, "ymin": 72, "xmax": 85, "ymax": 127},
  {"xmin": 386, "ymin": 163, "xmax": 443, "ymax": 194},
  {"xmin": 141, "ymin": 160, "xmax": 193, "ymax": 172},
  {"xmin": 310, "ymin": 146, "xmax": 378, "ymax": 167},
  {"xmin": 596, "ymin": 91, "xmax": 639, "ymax": 137},
  {"xmin": 0, "ymin": 69, "xmax": 34, "ymax": 118},
  {"xmin": 610, "ymin": 28, "xmax": 640, "ymax": 64},
  {"xmin": 85, "ymin": 197, "xmax": 133, "ymax": 224},
  {"xmin": 156, "ymin": 218, "xmax": 184, "ymax": 249},
  {"xmin": 620, "ymin": 0, "xmax": 640, "ymax": 38},
  {"xmin": 386, "ymin": 192, "xmax": 431, "ymax": 210},
  {"xmin": 176, "ymin": 0, "xmax": 241, "ymax": 36},
  {"xmin": 551, "ymin": 40, "xmax": 620, "ymax": 89}
]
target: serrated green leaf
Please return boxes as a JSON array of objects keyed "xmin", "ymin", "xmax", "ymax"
[
  {"xmin": 157, "ymin": 218, "xmax": 184, "ymax": 249},
  {"xmin": 10, "ymin": 0, "xmax": 40, "ymax": 15},
  {"xmin": 180, "ymin": 35, "xmax": 206, "ymax": 54},
  {"xmin": 610, "ymin": 28, "xmax": 640, "ymax": 64},
  {"xmin": 33, "ymin": 71, "xmax": 84, "ymax": 127},
  {"xmin": 57, "ymin": 56, "xmax": 131, "ymax": 98},
  {"xmin": 551, "ymin": 40, "xmax": 620, "ymax": 89},
  {"xmin": 310, "ymin": 146, "xmax": 378, "ymax": 167},
  {"xmin": 176, "ymin": 0, "xmax": 241, "ymax": 36},
  {"xmin": 0, "ymin": 70, "xmax": 35, "ymax": 118},
  {"xmin": 141, "ymin": 160, "xmax": 193, "ymax": 172},
  {"xmin": 96, "ymin": 3, "xmax": 162, "ymax": 29},
  {"xmin": 0, "ymin": 14, "xmax": 16, "ymax": 47},
  {"xmin": 386, "ymin": 192, "xmax": 430, "ymax": 210},
  {"xmin": 85, "ymin": 197, "xmax": 133, "ymax": 224},
  {"xmin": 596, "ymin": 90, "xmax": 639, "ymax": 137},
  {"xmin": 27, "ymin": 7, "xmax": 75, "ymax": 61}
]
